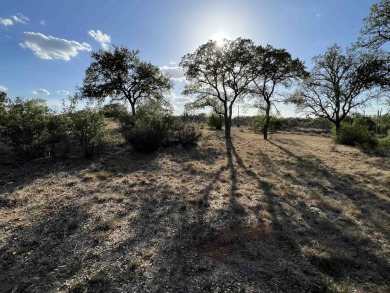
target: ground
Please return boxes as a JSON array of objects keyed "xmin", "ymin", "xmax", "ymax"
[{"xmin": 0, "ymin": 127, "xmax": 389, "ymax": 292}]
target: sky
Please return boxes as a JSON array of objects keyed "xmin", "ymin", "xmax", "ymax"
[{"xmin": 0, "ymin": 0, "xmax": 383, "ymax": 116}]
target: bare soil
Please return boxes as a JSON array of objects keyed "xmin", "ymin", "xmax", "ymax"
[{"xmin": 0, "ymin": 127, "xmax": 389, "ymax": 292}]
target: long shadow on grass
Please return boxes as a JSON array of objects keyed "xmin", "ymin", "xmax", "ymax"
[
  {"xmin": 250, "ymin": 138, "xmax": 389, "ymax": 287},
  {"xmin": 0, "ymin": 147, "xmax": 161, "ymax": 200},
  {"xmin": 0, "ymin": 204, "xmax": 94, "ymax": 292},
  {"xmin": 221, "ymin": 136, "xmax": 389, "ymax": 289}
]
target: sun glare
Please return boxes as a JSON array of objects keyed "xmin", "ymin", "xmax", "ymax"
[{"xmin": 212, "ymin": 32, "xmax": 229, "ymax": 47}]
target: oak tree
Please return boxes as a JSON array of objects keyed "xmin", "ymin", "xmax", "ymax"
[
  {"xmin": 82, "ymin": 46, "xmax": 172, "ymax": 115},
  {"xmin": 250, "ymin": 45, "xmax": 308, "ymax": 140},
  {"xmin": 288, "ymin": 45, "xmax": 382, "ymax": 135},
  {"xmin": 181, "ymin": 38, "xmax": 256, "ymax": 139}
]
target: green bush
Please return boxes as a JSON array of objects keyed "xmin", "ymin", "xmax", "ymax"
[
  {"xmin": 333, "ymin": 121, "xmax": 378, "ymax": 152},
  {"xmin": 251, "ymin": 115, "xmax": 282, "ymax": 134},
  {"xmin": 0, "ymin": 98, "xmax": 68, "ymax": 158},
  {"xmin": 125, "ymin": 101, "xmax": 171, "ymax": 153},
  {"xmin": 68, "ymin": 109, "xmax": 107, "ymax": 159},
  {"xmin": 377, "ymin": 135, "xmax": 390, "ymax": 155},
  {"xmin": 207, "ymin": 113, "xmax": 224, "ymax": 129},
  {"xmin": 100, "ymin": 103, "xmax": 128, "ymax": 119},
  {"xmin": 173, "ymin": 123, "xmax": 202, "ymax": 147},
  {"xmin": 124, "ymin": 101, "xmax": 202, "ymax": 153}
]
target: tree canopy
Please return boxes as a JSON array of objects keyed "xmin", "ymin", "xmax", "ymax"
[
  {"xmin": 287, "ymin": 44, "xmax": 383, "ymax": 134},
  {"xmin": 250, "ymin": 45, "xmax": 308, "ymax": 139},
  {"xmin": 81, "ymin": 46, "xmax": 173, "ymax": 115},
  {"xmin": 181, "ymin": 38, "xmax": 256, "ymax": 139},
  {"xmin": 358, "ymin": 0, "xmax": 390, "ymax": 49}
]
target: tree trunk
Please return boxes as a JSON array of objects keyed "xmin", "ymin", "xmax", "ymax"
[
  {"xmin": 335, "ymin": 120, "xmax": 341, "ymax": 137},
  {"xmin": 263, "ymin": 101, "xmax": 271, "ymax": 140},
  {"xmin": 224, "ymin": 103, "xmax": 232, "ymax": 139},
  {"xmin": 130, "ymin": 101, "xmax": 136, "ymax": 116}
]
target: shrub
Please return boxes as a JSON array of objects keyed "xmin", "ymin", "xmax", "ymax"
[
  {"xmin": 173, "ymin": 123, "xmax": 202, "ymax": 147},
  {"xmin": 0, "ymin": 98, "xmax": 68, "ymax": 158},
  {"xmin": 377, "ymin": 135, "xmax": 390, "ymax": 155},
  {"xmin": 125, "ymin": 101, "xmax": 171, "ymax": 153},
  {"xmin": 124, "ymin": 101, "xmax": 202, "ymax": 153},
  {"xmin": 68, "ymin": 109, "xmax": 107, "ymax": 158},
  {"xmin": 207, "ymin": 113, "xmax": 224, "ymax": 129},
  {"xmin": 100, "ymin": 103, "xmax": 128, "ymax": 119},
  {"xmin": 333, "ymin": 121, "xmax": 378, "ymax": 152},
  {"xmin": 251, "ymin": 115, "xmax": 282, "ymax": 134}
]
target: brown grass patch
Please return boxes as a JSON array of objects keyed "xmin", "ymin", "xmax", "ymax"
[{"xmin": 0, "ymin": 127, "xmax": 389, "ymax": 292}]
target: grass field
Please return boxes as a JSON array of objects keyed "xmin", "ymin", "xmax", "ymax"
[{"xmin": 0, "ymin": 127, "xmax": 389, "ymax": 292}]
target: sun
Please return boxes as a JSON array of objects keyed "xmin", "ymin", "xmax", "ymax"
[{"xmin": 212, "ymin": 32, "xmax": 229, "ymax": 47}]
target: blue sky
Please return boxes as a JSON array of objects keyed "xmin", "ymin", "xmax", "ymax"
[{"xmin": 0, "ymin": 0, "xmax": 382, "ymax": 116}]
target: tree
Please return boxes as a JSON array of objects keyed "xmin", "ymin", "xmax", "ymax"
[
  {"xmin": 358, "ymin": 0, "xmax": 390, "ymax": 49},
  {"xmin": 181, "ymin": 38, "xmax": 256, "ymax": 139},
  {"xmin": 0, "ymin": 91, "xmax": 7, "ymax": 108},
  {"xmin": 288, "ymin": 44, "xmax": 382, "ymax": 135},
  {"xmin": 250, "ymin": 45, "xmax": 308, "ymax": 139},
  {"xmin": 82, "ymin": 46, "xmax": 172, "ymax": 115}
]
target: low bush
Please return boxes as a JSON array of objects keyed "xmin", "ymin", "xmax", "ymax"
[
  {"xmin": 124, "ymin": 101, "xmax": 171, "ymax": 153},
  {"xmin": 377, "ymin": 135, "xmax": 390, "ymax": 155},
  {"xmin": 68, "ymin": 109, "xmax": 107, "ymax": 159},
  {"xmin": 333, "ymin": 122, "xmax": 378, "ymax": 152},
  {"xmin": 251, "ymin": 115, "xmax": 282, "ymax": 134},
  {"xmin": 173, "ymin": 123, "xmax": 202, "ymax": 147},
  {"xmin": 123, "ymin": 101, "xmax": 202, "ymax": 153},
  {"xmin": 0, "ymin": 98, "xmax": 68, "ymax": 158},
  {"xmin": 207, "ymin": 113, "xmax": 224, "ymax": 129}
]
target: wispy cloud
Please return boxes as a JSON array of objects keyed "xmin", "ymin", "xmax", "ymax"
[
  {"xmin": 0, "ymin": 13, "xmax": 29, "ymax": 26},
  {"xmin": 40, "ymin": 20, "xmax": 45, "ymax": 26},
  {"xmin": 20, "ymin": 32, "xmax": 92, "ymax": 61},
  {"xmin": 0, "ymin": 85, "xmax": 8, "ymax": 92},
  {"xmin": 170, "ymin": 92, "xmax": 191, "ymax": 104},
  {"xmin": 160, "ymin": 65, "xmax": 186, "ymax": 82},
  {"xmin": 57, "ymin": 90, "xmax": 70, "ymax": 95},
  {"xmin": 32, "ymin": 88, "xmax": 50, "ymax": 95},
  {"xmin": 87, "ymin": 30, "xmax": 111, "ymax": 50}
]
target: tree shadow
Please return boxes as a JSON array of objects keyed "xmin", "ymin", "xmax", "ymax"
[{"xmin": 1, "ymin": 133, "xmax": 389, "ymax": 292}]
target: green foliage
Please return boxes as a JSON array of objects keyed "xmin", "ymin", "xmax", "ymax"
[
  {"xmin": 377, "ymin": 135, "xmax": 390, "ymax": 155},
  {"xmin": 100, "ymin": 103, "xmax": 128, "ymax": 119},
  {"xmin": 207, "ymin": 113, "xmax": 224, "ymax": 129},
  {"xmin": 172, "ymin": 123, "xmax": 202, "ymax": 147},
  {"xmin": 181, "ymin": 38, "xmax": 256, "ymax": 139},
  {"xmin": 333, "ymin": 121, "xmax": 378, "ymax": 152},
  {"xmin": 123, "ymin": 100, "xmax": 201, "ymax": 153},
  {"xmin": 124, "ymin": 100, "xmax": 171, "ymax": 153},
  {"xmin": 0, "ymin": 98, "xmax": 68, "ymax": 158},
  {"xmin": 64, "ymin": 96, "xmax": 107, "ymax": 159},
  {"xmin": 68, "ymin": 109, "xmax": 107, "ymax": 158},
  {"xmin": 251, "ymin": 115, "xmax": 282, "ymax": 134},
  {"xmin": 288, "ymin": 44, "xmax": 382, "ymax": 134},
  {"xmin": 358, "ymin": 0, "xmax": 390, "ymax": 49},
  {"xmin": 82, "ymin": 46, "xmax": 172, "ymax": 115}
]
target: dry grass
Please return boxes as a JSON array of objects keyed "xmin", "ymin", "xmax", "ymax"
[{"xmin": 0, "ymin": 127, "xmax": 389, "ymax": 292}]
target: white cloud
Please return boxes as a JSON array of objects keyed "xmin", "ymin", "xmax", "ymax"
[
  {"xmin": 20, "ymin": 32, "xmax": 92, "ymax": 61},
  {"xmin": 12, "ymin": 13, "xmax": 30, "ymax": 24},
  {"xmin": 0, "ymin": 18, "xmax": 13, "ymax": 26},
  {"xmin": 170, "ymin": 92, "xmax": 192, "ymax": 104},
  {"xmin": 87, "ymin": 30, "xmax": 111, "ymax": 50},
  {"xmin": 0, "ymin": 85, "xmax": 8, "ymax": 92},
  {"xmin": 160, "ymin": 65, "xmax": 186, "ymax": 81},
  {"xmin": 0, "ymin": 13, "xmax": 29, "ymax": 26},
  {"xmin": 57, "ymin": 90, "xmax": 70, "ymax": 95},
  {"xmin": 40, "ymin": 20, "xmax": 45, "ymax": 26},
  {"xmin": 32, "ymin": 89, "xmax": 50, "ymax": 95}
]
